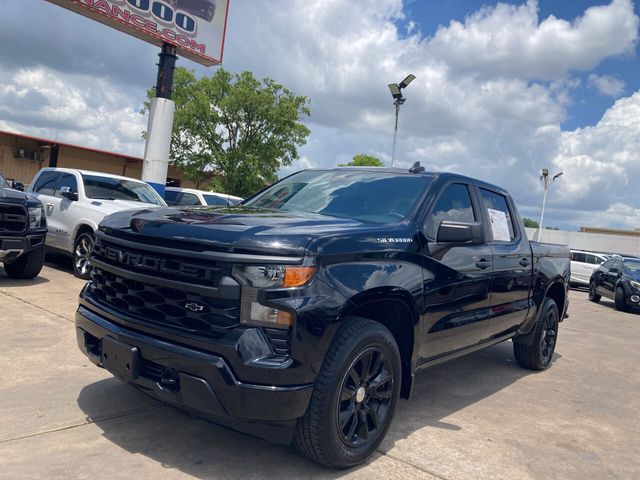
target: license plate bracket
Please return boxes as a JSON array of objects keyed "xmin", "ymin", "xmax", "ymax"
[{"xmin": 101, "ymin": 336, "xmax": 140, "ymax": 381}]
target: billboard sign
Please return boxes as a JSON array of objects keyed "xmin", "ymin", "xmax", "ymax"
[{"xmin": 46, "ymin": 0, "xmax": 229, "ymax": 66}]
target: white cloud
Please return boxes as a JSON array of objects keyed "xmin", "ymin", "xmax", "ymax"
[
  {"xmin": 588, "ymin": 73, "xmax": 626, "ymax": 97},
  {"xmin": 426, "ymin": 0, "xmax": 638, "ymax": 81},
  {"xmin": 1, "ymin": 0, "xmax": 640, "ymax": 229},
  {"xmin": 0, "ymin": 67, "xmax": 146, "ymax": 156},
  {"xmin": 553, "ymin": 91, "xmax": 640, "ymax": 212}
]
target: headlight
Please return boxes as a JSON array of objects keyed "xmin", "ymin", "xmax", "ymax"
[
  {"xmin": 630, "ymin": 280, "xmax": 640, "ymax": 290},
  {"xmin": 233, "ymin": 264, "xmax": 316, "ymax": 328},
  {"xmin": 28, "ymin": 207, "xmax": 43, "ymax": 229},
  {"xmin": 233, "ymin": 265, "xmax": 316, "ymax": 288}
]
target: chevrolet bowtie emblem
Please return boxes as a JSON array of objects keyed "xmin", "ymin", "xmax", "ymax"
[{"xmin": 184, "ymin": 302, "xmax": 205, "ymax": 312}]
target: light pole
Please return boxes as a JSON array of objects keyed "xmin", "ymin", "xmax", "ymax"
[
  {"xmin": 388, "ymin": 74, "xmax": 415, "ymax": 167},
  {"xmin": 537, "ymin": 168, "xmax": 563, "ymax": 241}
]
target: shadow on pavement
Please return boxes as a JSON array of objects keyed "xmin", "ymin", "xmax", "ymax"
[
  {"xmin": 77, "ymin": 340, "xmax": 546, "ymax": 478},
  {"xmin": 45, "ymin": 252, "xmax": 74, "ymax": 273}
]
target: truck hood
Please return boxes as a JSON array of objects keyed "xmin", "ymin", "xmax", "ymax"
[
  {"xmin": 87, "ymin": 198, "xmax": 164, "ymax": 215},
  {"xmin": 99, "ymin": 206, "xmax": 409, "ymax": 257},
  {"xmin": 0, "ymin": 187, "xmax": 41, "ymax": 207}
]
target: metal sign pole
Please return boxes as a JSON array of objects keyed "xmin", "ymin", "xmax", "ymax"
[{"xmin": 142, "ymin": 43, "xmax": 177, "ymax": 197}]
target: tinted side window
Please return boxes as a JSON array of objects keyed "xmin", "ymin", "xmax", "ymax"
[
  {"xmin": 479, "ymin": 188, "xmax": 516, "ymax": 242},
  {"xmin": 176, "ymin": 193, "xmax": 201, "ymax": 206},
  {"xmin": 427, "ymin": 183, "xmax": 475, "ymax": 237},
  {"xmin": 55, "ymin": 173, "xmax": 78, "ymax": 197},
  {"xmin": 32, "ymin": 171, "xmax": 60, "ymax": 196},
  {"xmin": 602, "ymin": 258, "xmax": 616, "ymax": 269},
  {"xmin": 586, "ymin": 254, "xmax": 601, "ymax": 265},
  {"xmin": 572, "ymin": 252, "xmax": 586, "ymax": 262},
  {"xmin": 164, "ymin": 190, "xmax": 180, "ymax": 206},
  {"xmin": 204, "ymin": 194, "xmax": 228, "ymax": 206}
]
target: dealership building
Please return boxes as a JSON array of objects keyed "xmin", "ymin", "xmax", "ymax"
[{"xmin": 0, "ymin": 130, "xmax": 195, "ymax": 189}]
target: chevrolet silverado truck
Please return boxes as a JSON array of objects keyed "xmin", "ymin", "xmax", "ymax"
[
  {"xmin": 1, "ymin": 172, "xmax": 47, "ymax": 279},
  {"xmin": 75, "ymin": 166, "xmax": 570, "ymax": 468}
]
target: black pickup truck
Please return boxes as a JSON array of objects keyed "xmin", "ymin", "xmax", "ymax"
[
  {"xmin": 76, "ymin": 166, "xmax": 570, "ymax": 467},
  {"xmin": 0, "ymin": 172, "xmax": 47, "ymax": 279}
]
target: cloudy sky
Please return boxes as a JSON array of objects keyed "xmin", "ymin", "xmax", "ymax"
[{"xmin": 1, "ymin": 0, "xmax": 640, "ymax": 230}]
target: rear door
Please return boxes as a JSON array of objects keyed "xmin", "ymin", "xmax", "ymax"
[
  {"xmin": 600, "ymin": 258, "xmax": 622, "ymax": 297},
  {"xmin": 418, "ymin": 182, "xmax": 493, "ymax": 361},
  {"xmin": 476, "ymin": 186, "xmax": 533, "ymax": 341}
]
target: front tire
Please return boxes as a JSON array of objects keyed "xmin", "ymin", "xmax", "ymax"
[
  {"xmin": 73, "ymin": 231, "xmax": 95, "ymax": 280},
  {"xmin": 589, "ymin": 281, "xmax": 601, "ymax": 303},
  {"xmin": 513, "ymin": 297, "xmax": 559, "ymax": 370},
  {"xmin": 3, "ymin": 246, "xmax": 45, "ymax": 279},
  {"xmin": 614, "ymin": 286, "xmax": 629, "ymax": 312},
  {"xmin": 294, "ymin": 318, "xmax": 401, "ymax": 468}
]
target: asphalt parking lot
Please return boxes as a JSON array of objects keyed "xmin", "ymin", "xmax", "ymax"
[{"xmin": 1, "ymin": 261, "xmax": 639, "ymax": 480}]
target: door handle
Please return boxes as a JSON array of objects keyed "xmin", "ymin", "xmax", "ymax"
[
  {"xmin": 45, "ymin": 203, "xmax": 54, "ymax": 213},
  {"xmin": 519, "ymin": 258, "xmax": 531, "ymax": 267},
  {"xmin": 476, "ymin": 259, "xmax": 491, "ymax": 269}
]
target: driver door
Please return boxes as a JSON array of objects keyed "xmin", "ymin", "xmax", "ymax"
[{"xmin": 418, "ymin": 182, "xmax": 493, "ymax": 362}]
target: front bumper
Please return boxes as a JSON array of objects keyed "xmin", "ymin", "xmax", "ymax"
[
  {"xmin": 76, "ymin": 305, "xmax": 314, "ymax": 443},
  {"xmin": 0, "ymin": 233, "xmax": 45, "ymax": 261}
]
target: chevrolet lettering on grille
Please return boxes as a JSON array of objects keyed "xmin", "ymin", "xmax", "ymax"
[{"xmin": 98, "ymin": 244, "xmax": 218, "ymax": 282}]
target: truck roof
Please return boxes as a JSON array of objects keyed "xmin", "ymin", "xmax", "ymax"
[{"xmin": 36, "ymin": 167, "xmax": 148, "ymax": 184}]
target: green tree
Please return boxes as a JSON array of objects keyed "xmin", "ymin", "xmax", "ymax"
[
  {"xmin": 338, "ymin": 153, "xmax": 384, "ymax": 167},
  {"xmin": 143, "ymin": 67, "xmax": 311, "ymax": 196},
  {"xmin": 522, "ymin": 217, "xmax": 539, "ymax": 228}
]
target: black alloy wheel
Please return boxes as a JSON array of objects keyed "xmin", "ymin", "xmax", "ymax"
[
  {"xmin": 513, "ymin": 297, "xmax": 559, "ymax": 370},
  {"xmin": 539, "ymin": 306, "xmax": 558, "ymax": 367},
  {"xmin": 336, "ymin": 347, "xmax": 393, "ymax": 447},
  {"xmin": 293, "ymin": 317, "xmax": 401, "ymax": 468}
]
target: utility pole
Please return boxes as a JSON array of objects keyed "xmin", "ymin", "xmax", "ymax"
[
  {"xmin": 537, "ymin": 168, "xmax": 563, "ymax": 241},
  {"xmin": 142, "ymin": 43, "xmax": 178, "ymax": 197}
]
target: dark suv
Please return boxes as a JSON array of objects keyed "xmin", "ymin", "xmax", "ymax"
[
  {"xmin": 0, "ymin": 172, "xmax": 47, "ymax": 279},
  {"xmin": 589, "ymin": 256, "xmax": 640, "ymax": 311}
]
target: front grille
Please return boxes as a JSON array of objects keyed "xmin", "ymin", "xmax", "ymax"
[
  {"xmin": 93, "ymin": 238, "xmax": 223, "ymax": 287},
  {"xmin": 88, "ymin": 267, "xmax": 240, "ymax": 339},
  {"xmin": 0, "ymin": 203, "xmax": 27, "ymax": 233}
]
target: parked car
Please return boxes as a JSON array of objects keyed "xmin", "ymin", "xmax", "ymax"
[
  {"xmin": 27, "ymin": 168, "xmax": 166, "ymax": 279},
  {"xmin": 1, "ymin": 172, "xmax": 47, "ymax": 279},
  {"xmin": 570, "ymin": 249, "xmax": 609, "ymax": 287},
  {"xmin": 75, "ymin": 165, "xmax": 570, "ymax": 468},
  {"xmin": 164, "ymin": 187, "xmax": 242, "ymax": 207},
  {"xmin": 589, "ymin": 256, "xmax": 640, "ymax": 311}
]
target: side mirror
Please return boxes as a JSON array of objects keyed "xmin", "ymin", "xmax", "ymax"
[
  {"xmin": 437, "ymin": 221, "xmax": 484, "ymax": 244},
  {"xmin": 59, "ymin": 186, "xmax": 78, "ymax": 201},
  {"xmin": 11, "ymin": 181, "xmax": 24, "ymax": 192}
]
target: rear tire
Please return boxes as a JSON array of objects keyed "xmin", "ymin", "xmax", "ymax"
[
  {"xmin": 293, "ymin": 317, "xmax": 401, "ymax": 468},
  {"xmin": 614, "ymin": 287, "xmax": 629, "ymax": 312},
  {"xmin": 73, "ymin": 231, "xmax": 95, "ymax": 280},
  {"xmin": 588, "ymin": 281, "xmax": 601, "ymax": 303},
  {"xmin": 513, "ymin": 297, "xmax": 559, "ymax": 371},
  {"xmin": 3, "ymin": 246, "xmax": 45, "ymax": 279}
]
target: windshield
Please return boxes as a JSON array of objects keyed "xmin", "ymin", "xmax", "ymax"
[
  {"xmin": 623, "ymin": 259, "xmax": 640, "ymax": 275},
  {"xmin": 0, "ymin": 173, "xmax": 8, "ymax": 188},
  {"xmin": 244, "ymin": 170, "xmax": 432, "ymax": 223},
  {"xmin": 82, "ymin": 175, "xmax": 166, "ymax": 206}
]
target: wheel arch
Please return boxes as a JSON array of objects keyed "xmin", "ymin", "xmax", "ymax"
[{"xmin": 341, "ymin": 289, "xmax": 418, "ymax": 399}]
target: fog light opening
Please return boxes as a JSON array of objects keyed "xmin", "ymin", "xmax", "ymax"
[{"xmin": 630, "ymin": 295, "xmax": 639, "ymax": 303}]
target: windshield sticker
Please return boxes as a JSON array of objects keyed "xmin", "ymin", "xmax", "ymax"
[{"xmin": 487, "ymin": 208, "xmax": 511, "ymax": 241}]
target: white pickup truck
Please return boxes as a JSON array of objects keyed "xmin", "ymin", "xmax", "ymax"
[{"xmin": 27, "ymin": 168, "xmax": 166, "ymax": 278}]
